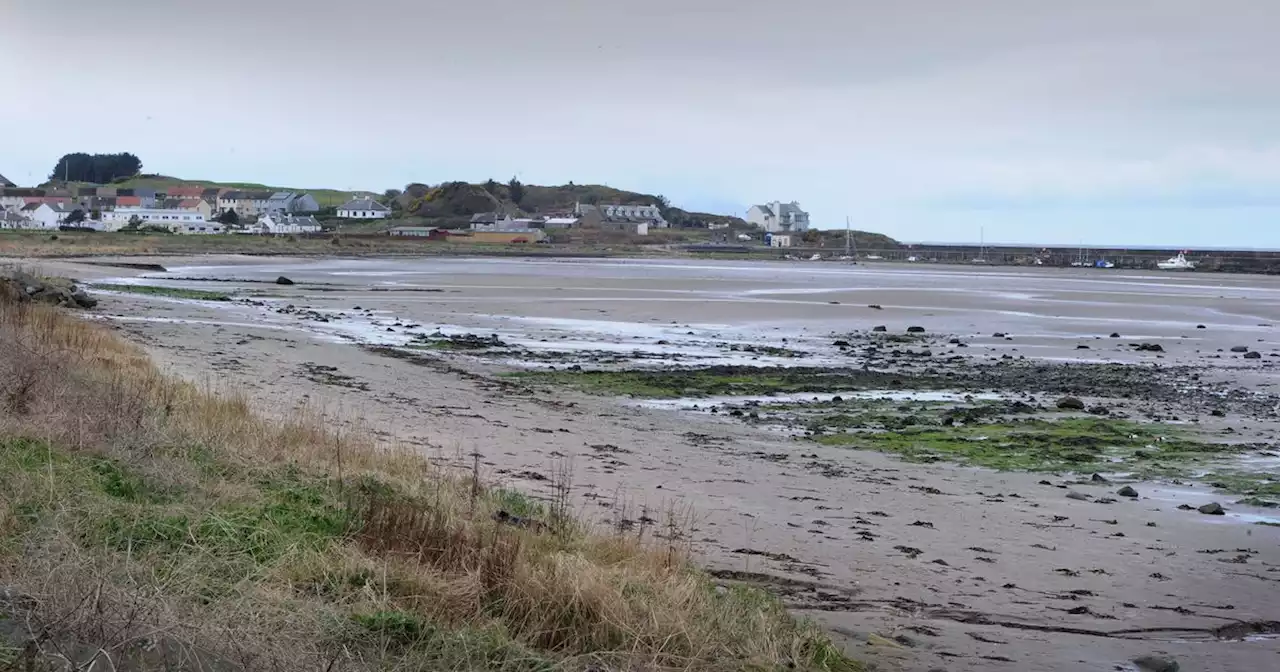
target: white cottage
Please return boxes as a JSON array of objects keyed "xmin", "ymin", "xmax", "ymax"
[{"xmin": 337, "ymin": 198, "xmax": 391, "ymax": 219}]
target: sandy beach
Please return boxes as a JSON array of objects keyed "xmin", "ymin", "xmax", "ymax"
[{"xmin": 31, "ymin": 255, "xmax": 1280, "ymax": 672}]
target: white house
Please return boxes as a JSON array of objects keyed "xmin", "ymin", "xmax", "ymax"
[
  {"xmin": 768, "ymin": 233, "xmax": 792, "ymax": 248},
  {"xmin": 174, "ymin": 221, "xmax": 224, "ymax": 235},
  {"xmin": 102, "ymin": 207, "xmax": 210, "ymax": 232},
  {"xmin": 337, "ymin": 198, "xmax": 390, "ymax": 219},
  {"xmin": 22, "ymin": 203, "xmax": 82, "ymax": 229},
  {"xmin": 747, "ymin": 201, "xmax": 810, "ymax": 233},
  {"xmin": 257, "ymin": 213, "xmax": 322, "ymax": 234}
]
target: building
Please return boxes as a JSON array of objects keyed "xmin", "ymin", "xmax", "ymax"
[
  {"xmin": 101, "ymin": 207, "xmax": 210, "ymax": 232},
  {"xmin": 337, "ymin": 198, "xmax": 391, "ymax": 219},
  {"xmin": 174, "ymin": 221, "xmax": 224, "ymax": 235},
  {"xmin": 0, "ymin": 211, "xmax": 32, "ymax": 229},
  {"xmin": 747, "ymin": 201, "xmax": 810, "ymax": 233},
  {"xmin": 388, "ymin": 226, "xmax": 446, "ymax": 238},
  {"xmin": 542, "ymin": 216, "xmax": 580, "ymax": 229},
  {"xmin": 22, "ymin": 203, "xmax": 83, "ymax": 228},
  {"xmin": 257, "ymin": 213, "xmax": 322, "ymax": 234},
  {"xmin": 575, "ymin": 202, "xmax": 667, "ymax": 229},
  {"xmin": 217, "ymin": 191, "xmax": 274, "ymax": 217},
  {"xmin": 470, "ymin": 212, "xmax": 515, "ymax": 230},
  {"xmin": 767, "ymin": 233, "xmax": 792, "ymax": 248},
  {"xmin": 265, "ymin": 192, "xmax": 320, "ymax": 214},
  {"xmin": 0, "ymin": 173, "xmax": 14, "ymax": 188}
]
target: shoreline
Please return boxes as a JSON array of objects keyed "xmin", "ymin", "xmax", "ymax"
[{"xmin": 19, "ymin": 255, "xmax": 1280, "ymax": 671}]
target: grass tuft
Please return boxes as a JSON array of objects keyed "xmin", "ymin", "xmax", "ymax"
[{"xmin": 90, "ymin": 283, "xmax": 232, "ymax": 301}]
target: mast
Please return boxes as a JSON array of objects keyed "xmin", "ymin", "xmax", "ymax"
[{"xmin": 845, "ymin": 216, "xmax": 851, "ymax": 256}]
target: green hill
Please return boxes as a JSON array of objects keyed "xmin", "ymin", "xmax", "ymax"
[{"xmin": 42, "ymin": 175, "xmax": 370, "ymax": 207}]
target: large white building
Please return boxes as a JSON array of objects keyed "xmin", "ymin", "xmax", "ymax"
[
  {"xmin": 216, "ymin": 191, "xmax": 319, "ymax": 218},
  {"xmin": 337, "ymin": 198, "xmax": 391, "ymax": 219},
  {"xmin": 255, "ymin": 213, "xmax": 322, "ymax": 234},
  {"xmin": 102, "ymin": 207, "xmax": 212, "ymax": 232},
  {"xmin": 21, "ymin": 202, "xmax": 82, "ymax": 229},
  {"xmin": 747, "ymin": 201, "xmax": 810, "ymax": 232}
]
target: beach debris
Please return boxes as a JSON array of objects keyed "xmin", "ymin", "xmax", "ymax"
[{"xmin": 1198, "ymin": 502, "xmax": 1226, "ymax": 515}]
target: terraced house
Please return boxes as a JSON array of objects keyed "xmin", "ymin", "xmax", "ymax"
[{"xmin": 217, "ymin": 191, "xmax": 319, "ymax": 217}]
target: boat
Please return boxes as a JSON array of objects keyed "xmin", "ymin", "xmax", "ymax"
[
  {"xmin": 1157, "ymin": 251, "xmax": 1196, "ymax": 271},
  {"xmin": 906, "ymin": 256, "xmax": 919, "ymax": 262},
  {"xmin": 809, "ymin": 253, "xmax": 822, "ymax": 261},
  {"xmin": 864, "ymin": 254, "xmax": 883, "ymax": 261},
  {"xmin": 1094, "ymin": 259, "xmax": 1115, "ymax": 269}
]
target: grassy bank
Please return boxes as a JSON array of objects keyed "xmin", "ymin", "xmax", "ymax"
[{"xmin": 0, "ymin": 300, "xmax": 859, "ymax": 671}]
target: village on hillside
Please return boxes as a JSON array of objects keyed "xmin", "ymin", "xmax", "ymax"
[{"xmin": 0, "ymin": 168, "xmax": 813, "ymax": 246}]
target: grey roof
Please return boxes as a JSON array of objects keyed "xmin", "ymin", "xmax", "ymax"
[
  {"xmin": 751, "ymin": 204, "xmax": 774, "ymax": 215},
  {"xmin": 221, "ymin": 190, "xmax": 274, "ymax": 201},
  {"xmin": 1, "ymin": 211, "xmax": 27, "ymax": 222},
  {"xmin": 21, "ymin": 203, "xmax": 40, "ymax": 211},
  {"xmin": 338, "ymin": 198, "xmax": 389, "ymax": 211},
  {"xmin": 776, "ymin": 202, "xmax": 806, "ymax": 215},
  {"xmin": 268, "ymin": 192, "xmax": 296, "ymax": 201},
  {"xmin": 0, "ymin": 174, "xmax": 14, "ymax": 188}
]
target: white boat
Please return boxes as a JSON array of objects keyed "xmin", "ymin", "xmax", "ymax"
[
  {"xmin": 1095, "ymin": 260, "xmax": 1115, "ymax": 269},
  {"xmin": 1157, "ymin": 252, "xmax": 1196, "ymax": 271},
  {"xmin": 906, "ymin": 256, "xmax": 919, "ymax": 262},
  {"xmin": 809, "ymin": 253, "xmax": 822, "ymax": 261},
  {"xmin": 864, "ymin": 254, "xmax": 883, "ymax": 261}
]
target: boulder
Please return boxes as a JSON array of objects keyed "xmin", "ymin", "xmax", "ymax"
[
  {"xmin": 1066, "ymin": 491, "xmax": 1090, "ymax": 501},
  {"xmin": 906, "ymin": 326, "xmax": 925, "ymax": 333},
  {"xmin": 1230, "ymin": 345, "xmax": 1249, "ymax": 353},
  {"xmin": 1198, "ymin": 502, "xmax": 1225, "ymax": 515},
  {"xmin": 275, "ymin": 276, "xmax": 295, "ymax": 285},
  {"xmin": 1090, "ymin": 473, "xmax": 1110, "ymax": 483},
  {"xmin": 1196, "ymin": 324, "xmax": 1206, "ymax": 329},
  {"xmin": 872, "ymin": 325, "xmax": 887, "ymax": 332},
  {"xmin": 1087, "ymin": 405, "xmax": 1111, "ymax": 415},
  {"xmin": 1134, "ymin": 343, "xmax": 1164, "ymax": 352},
  {"xmin": 1109, "ymin": 332, "xmax": 1121, "ymax": 338},
  {"xmin": 0, "ymin": 270, "xmax": 97, "ymax": 309},
  {"xmin": 1244, "ymin": 351, "xmax": 1262, "ymax": 360},
  {"xmin": 1118, "ymin": 486, "xmax": 1139, "ymax": 498},
  {"xmin": 1056, "ymin": 396, "xmax": 1086, "ymax": 411},
  {"xmin": 1133, "ymin": 655, "xmax": 1179, "ymax": 672}
]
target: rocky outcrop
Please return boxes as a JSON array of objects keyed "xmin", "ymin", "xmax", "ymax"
[{"xmin": 0, "ymin": 269, "xmax": 97, "ymax": 309}]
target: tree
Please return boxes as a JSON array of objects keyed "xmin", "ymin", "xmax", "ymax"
[
  {"xmin": 64, "ymin": 209, "xmax": 86, "ymax": 225},
  {"xmin": 124, "ymin": 215, "xmax": 144, "ymax": 230},
  {"xmin": 482, "ymin": 179, "xmax": 500, "ymax": 196},
  {"xmin": 507, "ymin": 176, "xmax": 525, "ymax": 206},
  {"xmin": 49, "ymin": 153, "xmax": 142, "ymax": 183},
  {"xmin": 802, "ymin": 229, "xmax": 822, "ymax": 244},
  {"xmin": 90, "ymin": 209, "xmax": 101, "ymax": 221},
  {"xmin": 382, "ymin": 188, "xmax": 402, "ymax": 203},
  {"xmin": 214, "ymin": 209, "xmax": 239, "ymax": 225}
]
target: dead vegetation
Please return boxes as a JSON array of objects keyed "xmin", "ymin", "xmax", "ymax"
[{"xmin": 0, "ymin": 297, "xmax": 860, "ymax": 671}]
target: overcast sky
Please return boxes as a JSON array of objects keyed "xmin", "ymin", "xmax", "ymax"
[{"xmin": 3, "ymin": 1, "xmax": 1277, "ymax": 246}]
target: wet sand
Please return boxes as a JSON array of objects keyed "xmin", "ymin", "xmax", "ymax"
[{"xmin": 31, "ymin": 256, "xmax": 1280, "ymax": 671}]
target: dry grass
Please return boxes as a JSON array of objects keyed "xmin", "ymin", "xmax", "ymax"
[{"xmin": 0, "ymin": 298, "xmax": 861, "ymax": 672}]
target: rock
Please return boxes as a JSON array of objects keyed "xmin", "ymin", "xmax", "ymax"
[
  {"xmin": 833, "ymin": 339, "xmax": 851, "ymax": 347},
  {"xmin": 1198, "ymin": 502, "xmax": 1225, "ymax": 515},
  {"xmin": 1133, "ymin": 655, "xmax": 1180, "ymax": 672},
  {"xmin": 872, "ymin": 325, "xmax": 887, "ymax": 332},
  {"xmin": 906, "ymin": 326, "xmax": 925, "ymax": 333},
  {"xmin": 1076, "ymin": 344, "xmax": 1090, "ymax": 349},
  {"xmin": 1066, "ymin": 491, "xmax": 1090, "ymax": 501},
  {"xmin": 1134, "ymin": 343, "xmax": 1164, "ymax": 352},
  {"xmin": 1244, "ymin": 351, "xmax": 1262, "ymax": 359},
  {"xmin": 1056, "ymin": 396, "xmax": 1086, "ymax": 411},
  {"xmin": 1118, "ymin": 486, "xmax": 1139, "ymax": 498},
  {"xmin": 1087, "ymin": 405, "xmax": 1111, "ymax": 415},
  {"xmin": 1196, "ymin": 324, "xmax": 1206, "ymax": 329},
  {"xmin": 1210, "ymin": 409, "xmax": 1226, "ymax": 417},
  {"xmin": 1110, "ymin": 332, "xmax": 1121, "ymax": 338},
  {"xmin": 1230, "ymin": 345, "xmax": 1249, "ymax": 353},
  {"xmin": 868, "ymin": 304, "xmax": 883, "ymax": 310},
  {"xmin": 1176, "ymin": 504, "xmax": 1195, "ymax": 511},
  {"xmin": 948, "ymin": 338, "xmax": 961, "ymax": 345},
  {"xmin": 0, "ymin": 270, "xmax": 97, "ymax": 309},
  {"xmin": 275, "ymin": 276, "xmax": 295, "ymax": 285},
  {"xmin": 1091, "ymin": 473, "xmax": 1110, "ymax": 483},
  {"xmin": 992, "ymin": 332, "xmax": 1006, "ymax": 338}
]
